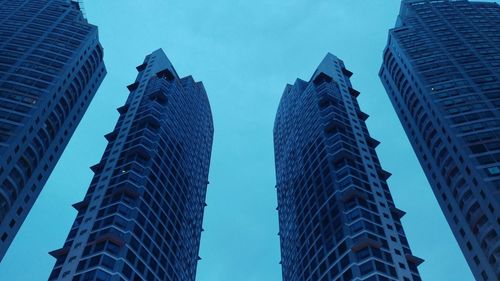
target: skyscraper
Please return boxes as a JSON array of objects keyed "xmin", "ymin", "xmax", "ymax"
[
  {"xmin": 274, "ymin": 54, "xmax": 423, "ymax": 281},
  {"xmin": 48, "ymin": 49, "xmax": 213, "ymax": 281},
  {"xmin": 379, "ymin": 1, "xmax": 499, "ymax": 280},
  {"xmin": 0, "ymin": 0, "xmax": 106, "ymax": 261}
]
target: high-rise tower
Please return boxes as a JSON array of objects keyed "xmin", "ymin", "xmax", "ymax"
[
  {"xmin": 0, "ymin": 0, "xmax": 106, "ymax": 261},
  {"xmin": 48, "ymin": 49, "xmax": 213, "ymax": 281},
  {"xmin": 379, "ymin": 1, "xmax": 499, "ymax": 280},
  {"xmin": 274, "ymin": 54, "xmax": 423, "ymax": 281}
]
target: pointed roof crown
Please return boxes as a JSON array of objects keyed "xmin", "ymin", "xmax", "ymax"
[
  {"xmin": 310, "ymin": 53, "xmax": 340, "ymax": 82},
  {"xmin": 149, "ymin": 48, "xmax": 180, "ymax": 79}
]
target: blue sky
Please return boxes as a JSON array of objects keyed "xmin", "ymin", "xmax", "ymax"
[{"xmin": 0, "ymin": 0, "xmax": 479, "ymax": 280}]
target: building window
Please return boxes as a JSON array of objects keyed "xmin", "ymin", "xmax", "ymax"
[{"xmin": 487, "ymin": 166, "xmax": 500, "ymax": 176}]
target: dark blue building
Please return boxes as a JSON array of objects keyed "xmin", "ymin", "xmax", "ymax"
[
  {"xmin": 0, "ymin": 0, "xmax": 106, "ymax": 261},
  {"xmin": 379, "ymin": 1, "xmax": 499, "ymax": 280},
  {"xmin": 274, "ymin": 54, "xmax": 423, "ymax": 281},
  {"xmin": 48, "ymin": 49, "xmax": 213, "ymax": 281}
]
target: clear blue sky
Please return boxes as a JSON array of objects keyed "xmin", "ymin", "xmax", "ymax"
[{"xmin": 0, "ymin": 0, "xmax": 479, "ymax": 280}]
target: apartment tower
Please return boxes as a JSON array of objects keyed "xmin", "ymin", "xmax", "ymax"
[
  {"xmin": 0, "ymin": 0, "xmax": 106, "ymax": 261},
  {"xmin": 48, "ymin": 49, "xmax": 213, "ymax": 281},
  {"xmin": 379, "ymin": 1, "xmax": 499, "ymax": 280},
  {"xmin": 274, "ymin": 54, "xmax": 423, "ymax": 281}
]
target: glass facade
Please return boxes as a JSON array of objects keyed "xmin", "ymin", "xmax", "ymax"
[
  {"xmin": 379, "ymin": 1, "xmax": 500, "ymax": 280},
  {"xmin": 48, "ymin": 49, "xmax": 213, "ymax": 281},
  {"xmin": 274, "ymin": 54, "xmax": 423, "ymax": 281},
  {"xmin": 0, "ymin": 0, "xmax": 106, "ymax": 261}
]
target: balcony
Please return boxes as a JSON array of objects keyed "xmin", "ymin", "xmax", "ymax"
[
  {"xmin": 341, "ymin": 186, "xmax": 368, "ymax": 202},
  {"xmin": 324, "ymin": 119, "xmax": 347, "ymax": 135},
  {"xmin": 351, "ymin": 237, "xmax": 382, "ymax": 252},
  {"xmin": 406, "ymin": 253, "xmax": 424, "ymax": 266},
  {"xmin": 149, "ymin": 90, "xmax": 168, "ymax": 105},
  {"xmin": 136, "ymin": 114, "xmax": 161, "ymax": 131},
  {"xmin": 90, "ymin": 162, "xmax": 104, "ymax": 173},
  {"xmin": 390, "ymin": 206, "xmax": 406, "ymax": 220},
  {"xmin": 104, "ymin": 130, "xmax": 118, "ymax": 142},
  {"xmin": 112, "ymin": 181, "xmax": 141, "ymax": 199},
  {"xmin": 126, "ymin": 81, "xmax": 139, "ymax": 91},
  {"xmin": 123, "ymin": 143, "xmax": 153, "ymax": 162},
  {"xmin": 357, "ymin": 110, "xmax": 369, "ymax": 121},
  {"xmin": 348, "ymin": 87, "xmax": 360, "ymax": 98},
  {"xmin": 49, "ymin": 246, "xmax": 70, "ymax": 258},
  {"xmin": 377, "ymin": 168, "xmax": 392, "ymax": 180},
  {"xmin": 366, "ymin": 136, "xmax": 380, "ymax": 148},
  {"xmin": 156, "ymin": 68, "xmax": 175, "ymax": 81},
  {"xmin": 116, "ymin": 104, "xmax": 129, "ymax": 114},
  {"xmin": 72, "ymin": 198, "xmax": 90, "ymax": 212},
  {"xmin": 136, "ymin": 62, "xmax": 147, "ymax": 72},
  {"xmin": 342, "ymin": 67, "xmax": 353, "ymax": 78},
  {"xmin": 93, "ymin": 232, "xmax": 126, "ymax": 248},
  {"xmin": 313, "ymin": 72, "xmax": 333, "ymax": 85},
  {"xmin": 331, "ymin": 148, "xmax": 356, "ymax": 163}
]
